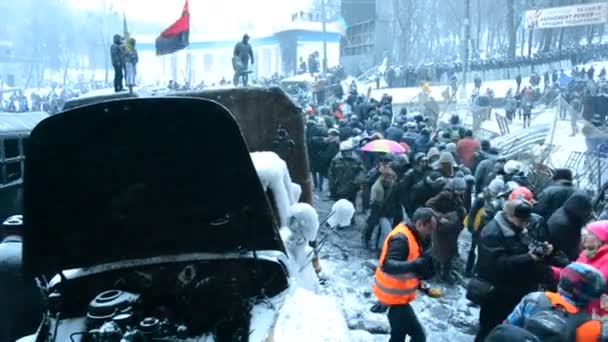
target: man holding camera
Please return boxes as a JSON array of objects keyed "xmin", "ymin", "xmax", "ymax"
[
  {"xmin": 372, "ymin": 208, "xmax": 437, "ymax": 342},
  {"xmin": 473, "ymin": 199, "xmax": 554, "ymax": 342}
]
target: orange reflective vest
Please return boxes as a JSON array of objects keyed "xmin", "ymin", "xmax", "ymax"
[
  {"xmin": 372, "ymin": 223, "xmax": 420, "ymax": 306},
  {"xmin": 544, "ymin": 292, "xmax": 603, "ymax": 342}
]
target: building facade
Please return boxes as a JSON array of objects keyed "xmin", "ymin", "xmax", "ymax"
[
  {"xmin": 340, "ymin": 0, "xmax": 394, "ymax": 75},
  {"xmin": 136, "ymin": 20, "xmax": 341, "ymax": 86}
]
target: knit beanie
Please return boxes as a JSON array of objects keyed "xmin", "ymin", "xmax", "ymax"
[
  {"xmin": 586, "ymin": 220, "xmax": 608, "ymax": 243},
  {"xmin": 558, "ymin": 262, "xmax": 606, "ymax": 307}
]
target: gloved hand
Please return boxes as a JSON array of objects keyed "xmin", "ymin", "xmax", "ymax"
[{"xmin": 411, "ymin": 255, "xmax": 435, "ymax": 279}]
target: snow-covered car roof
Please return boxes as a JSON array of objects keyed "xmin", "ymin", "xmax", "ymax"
[{"xmin": 0, "ymin": 112, "xmax": 49, "ymax": 134}]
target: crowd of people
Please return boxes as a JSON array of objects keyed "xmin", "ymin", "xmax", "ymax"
[
  {"xmin": 304, "ymin": 80, "xmax": 608, "ymax": 340},
  {"xmin": 381, "ymin": 43, "xmax": 608, "ymax": 88}
]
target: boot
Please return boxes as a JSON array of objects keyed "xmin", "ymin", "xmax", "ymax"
[{"xmin": 440, "ymin": 263, "xmax": 456, "ymax": 285}]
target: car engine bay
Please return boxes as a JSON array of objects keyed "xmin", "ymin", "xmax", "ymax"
[{"xmin": 39, "ymin": 258, "xmax": 288, "ymax": 342}]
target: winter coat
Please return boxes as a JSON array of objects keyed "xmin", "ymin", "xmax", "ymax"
[
  {"xmin": 319, "ymin": 137, "xmax": 339, "ymax": 175},
  {"xmin": 398, "ymin": 168, "xmax": 431, "ymax": 216},
  {"xmin": 401, "ymin": 131, "xmax": 420, "ymax": 149},
  {"xmin": 0, "ymin": 237, "xmax": 43, "ymax": 342},
  {"xmin": 306, "ymin": 124, "xmax": 327, "ymax": 173},
  {"xmin": 328, "ymin": 154, "xmax": 365, "ymax": 198},
  {"xmin": 575, "ymin": 245, "xmax": 608, "ymax": 317},
  {"xmin": 426, "ymin": 190, "xmax": 466, "ymax": 263},
  {"xmin": 233, "ymin": 41, "xmax": 254, "ymax": 65},
  {"xmin": 408, "ymin": 175, "xmax": 445, "ymax": 215},
  {"xmin": 533, "ymin": 180, "xmax": 576, "ymax": 221},
  {"xmin": 384, "ymin": 126, "xmax": 404, "ymax": 142},
  {"xmin": 412, "ymin": 134, "xmax": 432, "ymax": 156},
  {"xmin": 456, "ymin": 137, "xmax": 480, "ymax": 168},
  {"xmin": 110, "ymin": 35, "xmax": 124, "ymax": 67},
  {"xmin": 547, "ymin": 193, "xmax": 593, "ymax": 261},
  {"xmin": 477, "ymin": 211, "xmax": 552, "ymax": 301},
  {"xmin": 470, "ymin": 150, "xmax": 490, "ymax": 175},
  {"xmin": 381, "ymin": 226, "xmax": 432, "ymax": 279},
  {"xmin": 475, "ymin": 158, "xmax": 498, "ymax": 193}
]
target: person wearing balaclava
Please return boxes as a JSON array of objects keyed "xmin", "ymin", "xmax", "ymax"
[
  {"xmin": 110, "ymin": 33, "xmax": 125, "ymax": 92},
  {"xmin": 233, "ymin": 33, "xmax": 254, "ymax": 86},
  {"xmin": 547, "ymin": 192, "xmax": 593, "ymax": 262}
]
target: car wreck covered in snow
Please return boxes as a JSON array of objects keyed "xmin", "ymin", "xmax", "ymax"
[{"xmin": 17, "ymin": 96, "xmax": 350, "ymax": 342}]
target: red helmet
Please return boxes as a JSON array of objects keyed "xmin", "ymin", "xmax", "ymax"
[{"xmin": 508, "ymin": 186, "xmax": 536, "ymax": 204}]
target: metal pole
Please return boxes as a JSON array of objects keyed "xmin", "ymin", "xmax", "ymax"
[
  {"xmin": 321, "ymin": 0, "xmax": 328, "ymax": 73},
  {"xmin": 460, "ymin": 0, "xmax": 471, "ymax": 100}
]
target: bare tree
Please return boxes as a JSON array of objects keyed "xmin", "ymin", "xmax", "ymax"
[{"xmin": 507, "ymin": 0, "xmax": 516, "ymax": 57}]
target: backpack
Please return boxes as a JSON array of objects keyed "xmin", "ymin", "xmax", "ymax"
[
  {"xmin": 523, "ymin": 295, "xmax": 591, "ymax": 342},
  {"xmin": 485, "ymin": 324, "xmax": 540, "ymax": 342}
]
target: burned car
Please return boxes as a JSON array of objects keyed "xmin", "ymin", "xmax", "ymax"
[{"xmin": 18, "ymin": 98, "xmax": 302, "ymax": 341}]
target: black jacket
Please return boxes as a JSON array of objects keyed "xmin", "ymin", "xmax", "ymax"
[
  {"xmin": 234, "ymin": 41, "xmax": 254, "ymax": 64},
  {"xmin": 110, "ymin": 34, "xmax": 124, "ymax": 67},
  {"xmin": 533, "ymin": 180, "xmax": 576, "ymax": 221},
  {"xmin": 547, "ymin": 192, "xmax": 593, "ymax": 261},
  {"xmin": 467, "ymin": 193, "xmax": 486, "ymax": 232},
  {"xmin": 477, "ymin": 211, "xmax": 551, "ymax": 297},
  {"xmin": 381, "ymin": 227, "xmax": 433, "ymax": 279}
]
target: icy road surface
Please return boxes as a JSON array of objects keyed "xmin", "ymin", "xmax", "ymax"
[{"xmin": 312, "ymin": 193, "xmax": 478, "ymax": 342}]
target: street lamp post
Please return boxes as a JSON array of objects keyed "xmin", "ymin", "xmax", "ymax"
[
  {"xmin": 460, "ymin": 0, "xmax": 471, "ymax": 100},
  {"xmin": 321, "ymin": 0, "xmax": 328, "ymax": 73}
]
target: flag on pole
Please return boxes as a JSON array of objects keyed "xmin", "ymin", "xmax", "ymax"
[
  {"xmin": 155, "ymin": 0, "xmax": 190, "ymax": 56},
  {"xmin": 123, "ymin": 13, "xmax": 132, "ymax": 53}
]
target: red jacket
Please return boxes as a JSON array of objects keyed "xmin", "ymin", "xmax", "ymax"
[
  {"xmin": 456, "ymin": 137, "xmax": 480, "ymax": 168},
  {"xmin": 552, "ymin": 245, "xmax": 608, "ymax": 318}
]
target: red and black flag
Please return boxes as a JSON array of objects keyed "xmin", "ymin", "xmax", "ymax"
[{"xmin": 155, "ymin": 0, "xmax": 190, "ymax": 56}]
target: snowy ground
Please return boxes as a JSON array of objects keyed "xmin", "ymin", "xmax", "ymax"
[
  {"xmin": 309, "ymin": 104, "xmax": 590, "ymax": 341},
  {"xmin": 312, "ymin": 194, "xmax": 478, "ymax": 342}
]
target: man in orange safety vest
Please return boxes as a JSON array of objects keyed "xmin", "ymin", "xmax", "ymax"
[{"xmin": 372, "ymin": 207, "xmax": 437, "ymax": 342}]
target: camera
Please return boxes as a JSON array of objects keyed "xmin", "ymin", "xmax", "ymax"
[{"xmin": 529, "ymin": 241, "xmax": 551, "ymax": 258}]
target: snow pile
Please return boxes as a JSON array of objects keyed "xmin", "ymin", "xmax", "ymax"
[
  {"xmin": 327, "ymin": 199, "xmax": 356, "ymax": 228},
  {"xmin": 250, "ymin": 152, "xmax": 301, "ymax": 226},
  {"xmin": 273, "ymin": 287, "xmax": 350, "ymax": 342},
  {"xmin": 280, "ymin": 203, "xmax": 320, "ymax": 292}
]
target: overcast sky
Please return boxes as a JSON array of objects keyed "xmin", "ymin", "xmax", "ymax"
[{"xmin": 69, "ymin": 0, "xmax": 314, "ymax": 39}]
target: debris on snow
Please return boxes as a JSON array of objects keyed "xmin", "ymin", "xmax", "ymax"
[{"xmin": 327, "ymin": 199, "xmax": 356, "ymax": 228}]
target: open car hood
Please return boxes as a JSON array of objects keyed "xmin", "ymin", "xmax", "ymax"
[{"xmin": 23, "ymin": 97, "xmax": 285, "ymax": 278}]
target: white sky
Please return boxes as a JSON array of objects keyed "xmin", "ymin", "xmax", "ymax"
[{"xmin": 69, "ymin": 0, "xmax": 314, "ymax": 38}]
